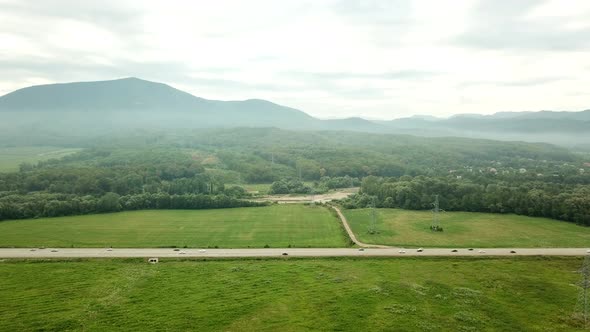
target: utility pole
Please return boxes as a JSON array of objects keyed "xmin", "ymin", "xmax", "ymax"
[
  {"xmin": 433, "ymin": 195, "xmax": 440, "ymax": 228},
  {"xmin": 368, "ymin": 196, "xmax": 377, "ymax": 234},
  {"xmin": 431, "ymin": 195, "xmax": 443, "ymax": 232},
  {"xmin": 270, "ymin": 152, "xmax": 274, "ymax": 178}
]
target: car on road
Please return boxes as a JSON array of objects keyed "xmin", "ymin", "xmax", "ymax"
[
  {"xmin": 199, "ymin": 249, "xmax": 206, "ymax": 253},
  {"xmin": 417, "ymin": 248, "xmax": 423, "ymax": 252},
  {"xmin": 510, "ymin": 250, "xmax": 516, "ymax": 253},
  {"xmin": 51, "ymin": 249, "xmax": 59, "ymax": 252},
  {"xmin": 358, "ymin": 248, "xmax": 365, "ymax": 252},
  {"xmin": 398, "ymin": 250, "xmax": 406, "ymax": 254},
  {"xmin": 451, "ymin": 249, "xmax": 458, "ymax": 252},
  {"xmin": 106, "ymin": 248, "xmax": 113, "ymax": 251},
  {"xmin": 282, "ymin": 252, "xmax": 288, "ymax": 256},
  {"xmin": 173, "ymin": 248, "xmax": 180, "ymax": 251},
  {"xmin": 478, "ymin": 250, "xmax": 486, "ymax": 253},
  {"xmin": 178, "ymin": 251, "xmax": 186, "ymax": 255}
]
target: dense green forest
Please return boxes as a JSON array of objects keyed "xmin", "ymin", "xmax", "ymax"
[
  {"xmin": 0, "ymin": 128, "xmax": 588, "ymax": 223},
  {"xmin": 0, "ymin": 148, "xmax": 262, "ymax": 220}
]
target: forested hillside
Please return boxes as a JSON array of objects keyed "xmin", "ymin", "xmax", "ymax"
[
  {"xmin": 1, "ymin": 128, "xmax": 588, "ymax": 223},
  {"xmin": 0, "ymin": 148, "xmax": 263, "ymax": 220}
]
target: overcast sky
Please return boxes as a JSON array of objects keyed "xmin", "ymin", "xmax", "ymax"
[{"xmin": 1, "ymin": 0, "xmax": 589, "ymax": 119}]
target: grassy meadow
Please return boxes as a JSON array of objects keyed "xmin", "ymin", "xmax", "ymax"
[
  {"xmin": 0, "ymin": 205, "xmax": 347, "ymax": 248},
  {"xmin": 0, "ymin": 257, "xmax": 586, "ymax": 331},
  {"xmin": 344, "ymin": 208, "xmax": 590, "ymax": 248},
  {"xmin": 0, "ymin": 146, "xmax": 81, "ymax": 172}
]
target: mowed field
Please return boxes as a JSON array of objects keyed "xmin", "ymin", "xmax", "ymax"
[
  {"xmin": 0, "ymin": 146, "xmax": 81, "ymax": 172},
  {"xmin": 344, "ymin": 208, "xmax": 590, "ymax": 248},
  {"xmin": 0, "ymin": 205, "xmax": 347, "ymax": 248},
  {"xmin": 0, "ymin": 257, "xmax": 586, "ymax": 331}
]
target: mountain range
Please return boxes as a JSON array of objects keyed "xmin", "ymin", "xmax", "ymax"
[{"xmin": 0, "ymin": 77, "xmax": 588, "ymax": 148}]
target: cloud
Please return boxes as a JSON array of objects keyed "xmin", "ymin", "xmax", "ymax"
[
  {"xmin": 298, "ymin": 70, "xmax": 438, "ymax": 80},
  {"xmin": 0, "ymin": 0, "xmax": 589, "ymax": 119},
  {"xmin": 453, "ymin": 0, "xmax": 590, "ymax": 51},
  {"xmin": 460, "ymin": 76, "xmax": 568, "ymax": 88}
]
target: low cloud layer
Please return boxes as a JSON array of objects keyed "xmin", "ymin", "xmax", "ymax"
[{"xmin": 1, "ymin": 0, "xmax": 589, "ymax": 119}]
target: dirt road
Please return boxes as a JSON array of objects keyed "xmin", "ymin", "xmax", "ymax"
[
  {"xmin": 253, "ymin": 188, "xmax": 358, "ymax": 204},
  {"xmin": 331, "ymin": 205, "xmax": 390, "ymax": 248}
]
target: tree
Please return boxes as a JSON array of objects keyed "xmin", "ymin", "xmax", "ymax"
[{"xmin": 98, "ymin": 192, "xmax": 121, "ymax": 212}]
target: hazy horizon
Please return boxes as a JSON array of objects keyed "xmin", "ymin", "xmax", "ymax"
[{"xmin": 1, "ymin": 0, "xmax": 589, "ymax": 119}]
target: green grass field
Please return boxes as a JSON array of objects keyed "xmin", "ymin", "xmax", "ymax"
[
  {"xmin": 344, "ymin": 208, "xmax": 590, "ymax": 248},
  {"xmin": 0, "ymin": 146, "xmax": 81, "ymax": 172},
  {"xmin": 0, "ymin": 205, "xmax": 347, "ymax": 248},
  {"xmin": 0, "ymin": 257, "xmax": 586, "ymax": 331}
]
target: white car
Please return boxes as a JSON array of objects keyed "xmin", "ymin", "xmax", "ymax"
[
  {"xmin": 199, "ymin": 249, "xmax": 207, "ymax": 253},
  {"xmin": 179, "ymin": 251, "xmax": 186, "ymax": 255},
  {"xmin": 398, "ymin": 250, "xmax": 406, "ymax": 254},
  {"xmin": 417, "ymin": 248, "xmax": 423, "ymax": 252},
  {"xmin": 51, "ymin": 249, "xmax": 59, "ymax": 252},
  {"xmin": 106, "ymin": 248, "xmax": 113, "ymax": 251},
  {"xmin": 478, "ymin": 250, "xmax": 486, "ymax": 254}
]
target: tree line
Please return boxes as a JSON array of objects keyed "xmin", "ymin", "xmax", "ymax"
[
  {"xmin": 341, "ymin": 175, "xmax": 590, "ymax": 226},
  {"xmin": 0, "ymin": 192, "xmax": 265, "ymax": 221},
  {"xmin": 268, "ymin": 176, "xmax": 361, "ymax": 194}
]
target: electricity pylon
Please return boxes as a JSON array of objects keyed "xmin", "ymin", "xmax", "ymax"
[
  {"xmin": 431, "ymin": 195, "xmax": 444, "ymax": 231},
  {"xmin": 368, "ymin": 196, "xmax": 377, "ymax": 234}
]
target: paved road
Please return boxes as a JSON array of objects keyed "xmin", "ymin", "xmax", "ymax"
[{"xmin": 1, "ymin": 247, "xmax": 588, "ymax": 258}]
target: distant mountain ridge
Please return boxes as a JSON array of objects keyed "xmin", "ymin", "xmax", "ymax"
[
  {"xmin": 0, "ymin": 77, "xmax": 588, "ymax": 148},
  {"xmin": 0, "ymin": 77, "xmax": 325, "ymax": 130},
  {"xmin": 0, "ymin": 77, "xmax": 206, "ymax": 111}
]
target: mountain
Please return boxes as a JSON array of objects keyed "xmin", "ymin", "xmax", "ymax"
[
  {"xmin": 0, "ymin": 77, "xmax": 206, "ymax": 111},
  {"xmin": 0, "ymin": 77, "xmax": 321, "ymax": 130},
  {"xmin": 0, "ymin": 77, "xmax": 588, "ymax": 149},
  {"xmin": 451, "ymin": 110, "xmax": 590, "ymax": 121},
  {"xmin": 381, "ymin": 111, "xmax": 590, "ymax": 150},
  {"xmin": 319, "ymin": 117, "xmax": 389, "ymax": 132}
]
